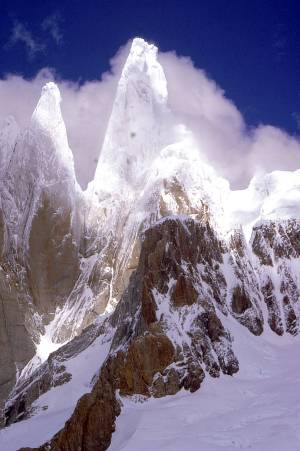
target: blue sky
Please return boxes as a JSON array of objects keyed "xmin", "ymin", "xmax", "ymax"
[{"xmin": 0, "ymin": 0, "xmax": 299, "ymax": 135}]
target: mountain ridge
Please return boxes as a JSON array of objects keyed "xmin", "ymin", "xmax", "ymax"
[{"xmin": 0, "ymin": 37, "xmax": 300, "ymax": 450}]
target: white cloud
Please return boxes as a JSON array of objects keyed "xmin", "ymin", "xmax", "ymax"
[
  {"xmin": 0, "ymin": 42, "xmax": 129, "ymax": 188},
  {"xmin": 42, "ymin": 13, "xmax": 63, "ymax": 44},
  {"xmin": 5, "ymin": 21, "xmax": 45, "ymax": 60},
  {"xmin": 158, "ymin": 50, "xmax": 300, "ymax": 188},
  {"xmin": 0, "ymin": 39, "xmax": 299, "ymax": 190}
]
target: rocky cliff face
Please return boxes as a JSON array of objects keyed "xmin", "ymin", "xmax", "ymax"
[
  {"xmin": 12, "ymin": 216, "xmax": 238, "ymax": 450},
  {"xmin": 1, "ymin": 38, "xmax": 300, "ymax": 450},
  {"xmin": 251, "ymin": 219, "xmax": 300, "ymax": 335},
  {"xmin": 0, "ymin": 83, "xmax": 82, "ymax": 416},
  {"xmin": 5, "ymin": 214, "xmax": 300, "ymax": 450}
]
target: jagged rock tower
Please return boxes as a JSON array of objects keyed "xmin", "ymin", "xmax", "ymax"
[{"xmin": 1, "ymin": 38, "xmax": 300, "ymax": 451}]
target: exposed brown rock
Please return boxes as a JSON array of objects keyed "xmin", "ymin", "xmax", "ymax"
[
  {"xmin": 16, "ymin": 216, "xmax": 300, "ymax": 449},
  {"xmin": 0, "ymin": 270, "xmax": 35, "ymax": 420},
  {"xmin": 21, "ymin": 356, "xmax": 121, "ymax": 451},
  {"xmin": 252, "ymin": 224, "xmax": 275, "ymax": 266},
  {"xmin": 252, "ymin": 219, "xmax": 300, "ymax": 265},
  {"xmin": 19, "ymin": 216, "xmax": 240, "ymax": 451},
  {"xmin": 152, "ymin": 366, "xmax": 182, "ymax": 397},
  {"xmin": 28, "ymin": 191, "xmax": 80, "ymax": 316},
  {"xmin": 262, "ymin": 278, "xmax": 284, "ymax": 336},
  {"xmin": 14, "ymin": 217, "xmax": 300, "ymax": 450},
  {"xmin": 171, "ymin": 274, "xmax": 198, "ymax": 307},
  {"xmin": 4, "ymin": 320, "xmax": 109, "ymax": 427},
  {"xmin": 229, "ymin": 229, "xmax": 245, "ymax": 258},
  {"xmin": 182, "ymin": 362, "xmax": 205, "ymax": 393},
  {"xmin": 0, "ymin": 179, "xmax": 83, "ymax": 414},
  {"xmin": 231, "ymin": 286, "xmax": 252, "ymax": 314},
  {"xmin": 18, "ymin": 333, "xmax": 175, "ymax": 451},
  {"xmin": 141, "ymin": 279, "xmax": 157, "ymax": 325},
  {"xmin": 227, "ymin": 229, "xmax": 264, "ymax": 336},
  {"xmin": 159, "ymin": 177, "xmax": 210, "ymax": 222},
  {"xmin": 119, "ymin": 334, "xmax": 175, "ymax": 396},
  {"xmin": 282, "ymin": 295, "xmax": 298, "ymax": 335}
]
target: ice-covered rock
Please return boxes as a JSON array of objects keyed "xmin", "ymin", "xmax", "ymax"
[
  {"xmin": 2, "ymin": 37, "xmax": 300, "ymax": 451},
  {"xmin": 0, "ymin": 83, "xmax": 83, "ymax": 416},
  {"xmin": 92, "ymin": 38, "xmax": 169, "ymax": 196},
  {"xmin": 30, "ymin": 81, "xmax": 76, "ymax": 183},
  {"xmin": 0, "ymin": 116, "xmax": 19, "ymax": 181}
]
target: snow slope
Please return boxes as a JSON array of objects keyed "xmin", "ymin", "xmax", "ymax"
[
  {"xmin": 227, "ymin": 170, "xmax": 300, "ymax": 240},
  {"xmin": 1, "ymin": 37, "xmax": 300, "ymax": 451},
  {"xmin": 0, "ymin": 328, "xmax": 113, "ymax": 451},
  {"xmin": 109, "ymin": 316, "xmax": 300, "ymax": 451}
]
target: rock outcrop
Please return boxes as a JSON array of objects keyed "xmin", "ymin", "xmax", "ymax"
[
  {"xmin": 0, "ymin": 84, "xmax": 83, "ymax": 415},
  {"xmin": 11, "ymin": 216, "xmax": 239, "ymax": 449},
  {"xmin": 2, "ymin": 37, "xmax": 300, "ymax": 451},
  {"xmin": 6, "ymin": 211, "xmax": 300, "ymax": 448}
]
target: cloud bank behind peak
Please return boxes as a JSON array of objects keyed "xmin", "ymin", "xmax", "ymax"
[{"xmin": 0, "ymin": 40, "xmax": 299, "ymax": 190}]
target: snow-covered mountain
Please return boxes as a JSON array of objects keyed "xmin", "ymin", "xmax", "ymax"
[{"xmin": 1, "ymin": 38, "xmax": 300, "ymax": 451}]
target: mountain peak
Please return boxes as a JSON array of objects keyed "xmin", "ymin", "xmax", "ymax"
[
  {"xmin": 29, "ymin": 81, "xmax": 76, "ymax": 181},
  {"xmin": 127, "ymin": 37, "xmax": 158, "ymax": 67},
  {"xmin": 121, "ymin": 37, "xmax": 167, "ymax": 104},
  {"xmin": 31, "ymin": 82, "xmax": 62, "ymax": 131},
  {"xmin": 92, "ymin": 37, "xmax": 170, "ymax": 195}
]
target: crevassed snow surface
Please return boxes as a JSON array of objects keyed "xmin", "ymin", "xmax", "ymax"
[{"xmin": 109, "ymin": 316, "xmax": 300, "ymax": 451}]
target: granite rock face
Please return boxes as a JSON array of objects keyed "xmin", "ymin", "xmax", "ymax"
[
  {"xmin": 5, "ymin": 212, "xmax": 300, "ymax": 449},
  {"xmin": 0, "ymin": 84, "xmax": 83, "ymax": 416},
  {"xmin": 251, "ymin": 220, "xmax": 300, "ymax": 336},
  {"xmin": 2, "ymin": 38, "xmax": 300, "ymax": 451},
  {"xmin": 12, "ymin": 217, "xmax": 240, "ymax": 449}
]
